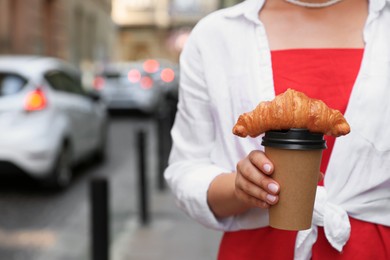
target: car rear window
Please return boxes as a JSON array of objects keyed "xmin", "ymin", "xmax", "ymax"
[{"xmin": 0, "ymin": 73, "xmax": 27, "ymax": 96}]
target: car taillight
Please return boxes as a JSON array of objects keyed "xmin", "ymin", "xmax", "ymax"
[
  {"xmin": 93, "ymin": 76, "xmax": 105, "ymax": 90},
  {"xmin": 161, "ymin": 68, "xmax": 175, "ymax": 83},
  {"xmin": 128, "ymin": 69, "xmax": 141, "ymax": 83},
  {"xmin": 141, "ymin": 76, "xmax": 153, "ymax": 89},
  {"xmin": 25, "ymin": 89, "xmax": 47, "ymax": 111},
  {"xmin": 143, "ymin": 59, "xmax": 160, "ymax": 73}
]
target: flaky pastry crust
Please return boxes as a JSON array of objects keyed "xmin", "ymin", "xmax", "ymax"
[{"xmin": 232, "ymin": 89, "xmax": 350, "ymax": 137}]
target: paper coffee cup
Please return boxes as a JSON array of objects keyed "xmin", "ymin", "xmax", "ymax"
[{"xmin": 261, "ymin": 129, "xmax": 326, "ymax": 231}]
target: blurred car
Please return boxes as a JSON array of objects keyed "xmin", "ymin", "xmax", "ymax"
[
  {"xmin": 141, "ymin": 59, "xmax": 180, "ymax": 124},
  {"xmin": 94, "ymin": 59, "xmax": 179, "ymax": 117},
  {"xmin": 143, "ymin": 59, "xmax": 180, "ymax": 113},
  {"xmin": 0, "ymin": 55, "xmax": 107, "ymax": 189},
  {"xmin": 94, "ymin": 62, "xmax": 166, "ymax": 115},
  {"xmin": 141, "ymin": 59, "xmax": 179, "ymax": 100}
]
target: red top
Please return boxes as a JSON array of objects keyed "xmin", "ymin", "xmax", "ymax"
[{"xmin": 218, "ymin": 49, "xmax": 390, "ymax": 260}]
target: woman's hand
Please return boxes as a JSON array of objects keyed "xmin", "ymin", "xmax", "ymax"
[
  {"xmin": 207, "ymin": 150, "xmax": 280, "ymax": 219},
  {"xmin": 235, "ymin": 150, "xmax": 280, "ymax": 209}
]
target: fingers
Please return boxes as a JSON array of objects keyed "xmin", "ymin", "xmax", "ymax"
[
  {"xmin": 237, "ymin": 151, "xmax": 279, "ymax": 194},
  {"xmin": 235, "ymin": 150, "xmax": 280, "ymax": 209},
  {"xmin": 236, "ymin": 173, "xmax": 279, "ymax": 207},
  {"xmin": 235, "ymin": 187, "xmax": 270, "ymax": 209},
  {"xmin": 248, "ymin": 150, "xmax": 274, "ymax": 176}
]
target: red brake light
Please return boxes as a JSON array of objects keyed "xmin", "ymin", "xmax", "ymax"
[
  {"xmin": 25, "ymin": 89, "xmax": 47, "ymax": 111},
  {"xmin": 128, "ymin": 69, "xmax": 141, "ymax": 83},
  {"xmin": 161, "ymin": 68, "xmax": 175, "ymax": 83},
  {"xmin": 140, "ymin": 76, "xmax": 153, "ymax": 89},
  {"xmin": 143, "ymin": 59, "xmax": 160, "ymax": 73},
  {"xmin": 93, "ymin": 76, "xmax": 105, "ymax": 90}
]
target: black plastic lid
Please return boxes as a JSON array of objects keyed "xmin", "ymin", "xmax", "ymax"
[{"xmin": 261, "ymin": 128, "xmax": 327, "ymax": 150}]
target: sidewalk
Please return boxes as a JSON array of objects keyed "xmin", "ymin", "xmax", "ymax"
[{"xmin": 111, "ymin": 189, "xmax": 222, "ymax": 260}]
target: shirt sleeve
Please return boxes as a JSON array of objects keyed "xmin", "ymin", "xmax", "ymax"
[{"xmin": 164, "ymin": 22, "xmax": 236, "ymax": 231}]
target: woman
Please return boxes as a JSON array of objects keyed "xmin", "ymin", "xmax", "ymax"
[{"xmin": 165, "ymin": 0, "xmax": 390, "ymax": 259}]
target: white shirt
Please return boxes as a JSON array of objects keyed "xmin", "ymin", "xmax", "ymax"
[{"xmin": 164, "ymin": 0, "xmax": 390, "ymax": 258}]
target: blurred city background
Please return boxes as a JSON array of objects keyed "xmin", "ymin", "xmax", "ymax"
[{"xmin": 0, "ymin": 0, "xmax": 243, "ymax": 260}]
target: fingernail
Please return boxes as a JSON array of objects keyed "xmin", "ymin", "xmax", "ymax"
[
  {"xmin": 266, "ymin": 194, "xmax": 277, "ymax": 203},
  {"xmin": 263, "ymin": 164, "xmax": 272, "ymax": 173},
  {"xmin": 268, "ymin": 183, "xmax": 279, "ymax": 194}
]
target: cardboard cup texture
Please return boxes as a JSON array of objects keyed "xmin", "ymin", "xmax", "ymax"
[{"xmin": 265, "ymin": 147, "xmax": 322, "ymax": 230}]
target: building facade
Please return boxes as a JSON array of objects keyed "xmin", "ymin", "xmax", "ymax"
[
  {"xmin": 0, "ymin": 0, "xmax": 116, "ymax": 68},
  {"xmin": 112, "ymin": 0, "xmax": 243, "ymax": 62}
]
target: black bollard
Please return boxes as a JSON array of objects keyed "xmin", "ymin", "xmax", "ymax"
[
  {"xmin": 137, "ymin": 130, "xmax": 150, "ymax": 225},
  {"xmin": 157, "ymin": 112, "xmax": 168, "ymax": 191},
  {"xmin": 90, "ymin": 178, "xmax": 109, "ymax": 260}
]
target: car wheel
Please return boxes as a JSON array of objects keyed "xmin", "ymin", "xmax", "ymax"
[{"xmin": 44, "ymin": 143, "xmax": 73, "ymax": 189}]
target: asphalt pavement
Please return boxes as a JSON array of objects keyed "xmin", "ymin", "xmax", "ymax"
[
  {"xmin": 111, "ymin": 189, "xmax": 222, "ymax": 260},
  {"xmin": 0, "ymin": 115, "xmax": 222, "ymax": 260},
  {"xmin": 109, "ymin": 113, "xmax": 223, "ymax": 260}
]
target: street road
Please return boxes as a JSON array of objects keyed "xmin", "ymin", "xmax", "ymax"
[
  {"xmin": 0, "ymin": 114, "xmax": 169, "ymax": 260},
  {"xmin": 0, "ymin": 113, "xmax": 222, "ymax": 260},
  {"xmin": 0, "ymin": 116, "xmax": 150, "ymax": 260}
]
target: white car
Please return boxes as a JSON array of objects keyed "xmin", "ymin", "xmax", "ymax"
[
  {"xmin": 0, "ymin": 56, "xmax": 107, "ymax": 189},
  {"xmin": 94, "ymin": 62, "xmax": 165, "ymax": 115}
]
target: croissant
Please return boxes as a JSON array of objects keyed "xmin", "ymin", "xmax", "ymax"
[{"xmin": 232, "ymin": 89, "xmax": 350, "ymax": 137}]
